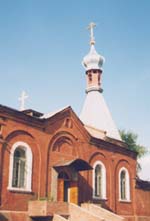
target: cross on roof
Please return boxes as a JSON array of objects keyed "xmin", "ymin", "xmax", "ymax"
[
  {"xmin": 87, "ymin": 22, "xmax": 96, "ymax": 45},
  {"xmin": 18, "ymin": 91, "xmax": 28, "ymax": 111}
]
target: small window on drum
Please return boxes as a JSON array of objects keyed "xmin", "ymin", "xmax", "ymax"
[{"xmin": 88, "ymin": 73, "xmax": 92, "ymax": 82}]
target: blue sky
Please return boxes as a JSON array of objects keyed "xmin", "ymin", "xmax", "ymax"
[{"xmin": 0, "ymin": 1, "xmax": 150, "ymax": 154}]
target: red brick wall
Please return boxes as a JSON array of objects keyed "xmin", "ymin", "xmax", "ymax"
[
  {"xmin": 135, "ymin": 188, "xmax": 150, "ymax": 216},
  {"xmin": 0, "ymin": 108, "xmax": 149, "ymax": 220},
  {"xmin": 78, "ymin": 142, "xmax": 137, "ymax": 215},
  {"xmin": 115, "ymin": 160, "xmax": 136, "ymax": 216},
  {"xmin": 0, "ymin": 121, "xmax": 41, "ymax": 210}
]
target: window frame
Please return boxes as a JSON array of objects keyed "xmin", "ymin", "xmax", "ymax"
[
  {"xmin": 12, "ymin": 148, "xmax": 26, "ymax": 188},
  {"xmin": 93, "ymin": 161, "xmax": 106, "ymax": 199},
  {"xmin": 119, "ymin": 167, "xmax": 130, "ymax": 202},
  {"xmin": 8, "ymin": 141, "xmax": 32, "ymax": 192}
]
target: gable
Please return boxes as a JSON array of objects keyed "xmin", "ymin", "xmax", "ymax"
[{"xmin": 43, "ymin": 106, "xmax": 91, "ymax": 142}]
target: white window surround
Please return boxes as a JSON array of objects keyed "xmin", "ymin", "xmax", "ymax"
[
  {"xmin": 93, "ymin": 160, "xmax": 106, "ymax": 199},
  {"xmin": 119, "ymin": 167, "xmax": 130, "ymax": 202},
  {"xmin": 8, "ymin": 141, "xmax": 32, "ymax": 192}
]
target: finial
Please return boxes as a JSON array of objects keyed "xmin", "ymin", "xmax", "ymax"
[
  {"xmin": 18, "ymin": 90, "xmax": 28, "ymax": 111},
  {"xmin": 87, "ymin": 22, "xmax": 96, "ymax": 45}
]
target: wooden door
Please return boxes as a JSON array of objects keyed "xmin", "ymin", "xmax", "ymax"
[{"xmin": 69, "ymin": 181, "xmax": 78, "ymax": 204}]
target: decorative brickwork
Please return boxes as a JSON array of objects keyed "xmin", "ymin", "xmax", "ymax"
[{"xmin": 0, "ymin": 105, "xmax": 149, "ymax": 221}]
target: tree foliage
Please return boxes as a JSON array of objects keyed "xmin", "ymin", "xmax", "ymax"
[{"xmin": 120, "ymin": 130, "xmax": 148, "ymax": 158}]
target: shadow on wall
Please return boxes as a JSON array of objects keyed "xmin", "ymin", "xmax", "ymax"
[
  {"xmin": 78, "ymin": 173, "xmax": 112, "ymax": 212},
  {"xmin": 0, "ymin": 213, "xmax": 8, "ymax": 221},
  {"xmin": 78, "ymin": 172, "xmax": 114, "ymax": 212}
]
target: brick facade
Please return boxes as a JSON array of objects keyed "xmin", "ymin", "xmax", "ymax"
[{"xmin": 0, "ymin": 105, "xmax": 150, "ymax": 221}]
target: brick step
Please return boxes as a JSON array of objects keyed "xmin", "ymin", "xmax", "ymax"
[
  {"xmin": 68, "ymin": 203, "xmax": 105, "ymax": 221},
  {"xmin": 81, "ymin": 203, "xmax": 124, "ymax": 221},
  {"xmin": 53, "ymin": 214, "xmax": 68, "ymax": 221}
]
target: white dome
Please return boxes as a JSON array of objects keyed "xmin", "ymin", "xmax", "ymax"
[{"xmin": 82, "ymin": 45, "xmax": 105, "ymax": 71}]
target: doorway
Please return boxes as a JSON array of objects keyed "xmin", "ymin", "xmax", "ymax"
[
  {"xmin": 57, "ymin": 171, "xmax": 70, "ymax": 202},
  {"xmin": 64, "ymin": 180, "xmax": 69, "ymax": 202}
]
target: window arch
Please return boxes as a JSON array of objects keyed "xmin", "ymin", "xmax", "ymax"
[
  {"xmin": 8, "ymin": 141, "xmax": 32, "ymax": 192},
  {"xmin": 119, "ymin": 167, "xmax": 130, "ymax": 201},
  {"xmin": 93, "ymin": 161, "xmax": 106, "ymax": 199}
]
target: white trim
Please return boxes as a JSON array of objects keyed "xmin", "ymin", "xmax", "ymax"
[
  {"xmin": 119, "ymin": 167, "xmax": 130, "ymax": 202},
  {"xmin": 93, "ymin": 161, "xmax": 106, "ymax": 199},
  {"xmin": 8, "ymin": 141, "xmax": 32, "ymax": 192}
]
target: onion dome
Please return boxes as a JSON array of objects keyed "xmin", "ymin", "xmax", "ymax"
[
  {"xmin": 82, "ymin": 22, "xmax": 105, "ymax": 71},
  {"xmin": 82, "ymin": 44, "xmax": 105, "ymax": 71}
]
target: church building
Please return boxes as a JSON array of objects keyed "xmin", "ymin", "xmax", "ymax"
[{"xmin": 0, "ymin": 23, "xmax": 150, "ymax": 221}]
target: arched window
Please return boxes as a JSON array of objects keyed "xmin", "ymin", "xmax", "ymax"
[
  {"xmin": 95, "ymin": 164, "xmax": 102, "ymax": 197},
  {"xmin": 12, "ymin": 148, "xmax": 26, "ymax": 188},
  {"xmin": 93, "ymin": 161, "xmax": 106, "ymax": 199},
  {"xmin": 119, "ymin": 167, "xmax": 130, "ymax": 201},
  {"xmin": 8, "ymin": 141, "xmax": 32, "ymax": 192}
]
